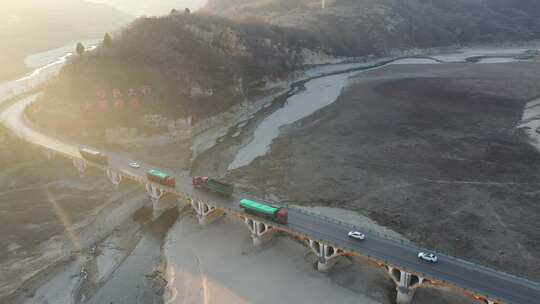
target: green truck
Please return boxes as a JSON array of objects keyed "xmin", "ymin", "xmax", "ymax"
[
  {"xmin": 146, "ymin": 169, "xmax": 176, "ymax": 187},
  {"xmin": 192, "ymin": 176, "xmax": 234, "ymax": 196},
  {"xmin": 239, "ymin": 199, "xmax": 288, "ymax": 224}
]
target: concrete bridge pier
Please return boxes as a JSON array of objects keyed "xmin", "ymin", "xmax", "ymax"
[
  {"xmin": 176, "ymin": 195, "xmax": 190, "ymax": 209},
  {"xmin": 243, "ymin": 217, "xmax": 276, "ymax": 246},
  {"xmin": 106, "ymin": 169, "xmax": 123, "ymax": 189},
  {"xmin": 145, "ymin": 183, "xmax": 165, "ymax": 220},
  {"xmin": 308, "ymin": 240, "xmax": 344, "ymax": 272},
  {"xmin": 477, "ymin": 298, "xmax": 500, "ymax": 304},
  {"xmin": 387, "ymin": 266, "xmax": 423, "ymax": 304},
  {"xmin": 72, "ymin": 158, "xmax": 87, "ymax": 175},
  {"xmin": 188, "ymin": 198, "xmax": 224, "ymax": 225}
]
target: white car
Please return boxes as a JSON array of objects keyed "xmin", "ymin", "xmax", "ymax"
[
  {"xmin": 418, "ymin": 252, "xmax": 438, "ymax": 263},
  {"xmin": 129, "ymin": 162, "xmax": 141, "ymax": 169},
  {"xmin": 348, "ymin": 231, "xmax": 366, "ymax": 240}
]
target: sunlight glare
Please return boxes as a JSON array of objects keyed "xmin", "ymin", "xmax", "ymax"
[{"xmin": 46, "ymin": 190, "xmax": 81, "ymax": 251}]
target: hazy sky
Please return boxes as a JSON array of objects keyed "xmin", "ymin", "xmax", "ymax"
[{"xmin": 88, "ymin": 0, "xmax": 208, "ymax": 16}]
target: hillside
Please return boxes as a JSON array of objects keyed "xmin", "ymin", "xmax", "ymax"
[
  {"xmin": 28, "ymin": 13, "xmax": 329, "ymax": 139},
  {"xmin": 30, "ymin": 1, "xmax": 540, "ymax": 140},
  {"xmin": 0, "ymin": 0, "xmax": 132, "ymax": 81},
  {"xmin": 204, "ymin": 0, "xmax": 540, "ymax": 56},
  {"xmin": 88, "ymin": 0, "xmax": 208, "ymax": 16}
]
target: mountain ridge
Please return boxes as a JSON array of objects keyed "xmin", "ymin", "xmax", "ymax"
[{"xmin": 203, "ymin": 0, "xmax": 540, "ymax": 56}]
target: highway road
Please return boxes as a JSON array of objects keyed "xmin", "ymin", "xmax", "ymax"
[
  {"xmin": 287, "ymin": 211, "xmax": 540, "ymax": 304},
  {"xmin": 3, "ymin": 95, "xmax": 540, "ymax": 304}
]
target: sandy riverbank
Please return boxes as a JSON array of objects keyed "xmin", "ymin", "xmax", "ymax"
[{"xmin": 163, "ymin": 212, "xmax": 385, "ymax": 304}]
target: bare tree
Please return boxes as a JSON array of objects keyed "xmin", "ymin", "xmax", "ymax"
[
  {"xmin": 76, "ymin": 42, "xmax": 85, "ymax": 57},
  {"xmin": 103, "ymin": 33, "xmax": 112, "ymax": 48}
]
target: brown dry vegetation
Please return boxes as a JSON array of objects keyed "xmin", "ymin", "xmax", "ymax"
[{"xmin": 29, "ymin": 13, "xmax": 326, "ymax": 139}]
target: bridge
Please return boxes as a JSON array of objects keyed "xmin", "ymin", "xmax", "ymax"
[{"xmin": 2, "ymin": 95, "xmax": 540, "ymax": 304}]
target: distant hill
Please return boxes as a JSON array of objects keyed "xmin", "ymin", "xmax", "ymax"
[
  {"xmin": 0, "ymin": 0, "xmax": 132, "ymax": 81},
  {"xmin": 204, "ymin": 0, "xmax": 540, "ymax": 56},
  {"xmin": 88, "ymin": 0, "xmax": 207, "ymax": 16}
]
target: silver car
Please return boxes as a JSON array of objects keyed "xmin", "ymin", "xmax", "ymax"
[
  {"xmin": 348, "ymin": 231, "xmax": 366, "ymax": 240},
  {"xmin": 129, "ymin": 162, "xmax": 141, "ymax": 169},
  {"xmin": 418, "ymin": 252, "xmax": 438, "ymax": 263}
]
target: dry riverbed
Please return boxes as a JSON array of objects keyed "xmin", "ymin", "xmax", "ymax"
[
  {"xmin": 0, "ymin": 143, "xmax": 151, "ymax": 302},
  {"xmin": 225, "ymin": 62, "xmax": 540, "ymax": 281}
]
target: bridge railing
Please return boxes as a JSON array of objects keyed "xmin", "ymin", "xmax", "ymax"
[
  {"xmin": 284, "ymin": 206, "xmax": 513, "ymax": 302},
  {"xmin": 285, "ymin": 205, "xmax": 540, "ymax": 290},
  {"xmin": 286, "ymin": 205, "xmax": 409, "ymax": 244}
]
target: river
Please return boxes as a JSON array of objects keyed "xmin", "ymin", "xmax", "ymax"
[{"xmin": 0, "ymin": 39, "xmax": 99, "ymax": 104}]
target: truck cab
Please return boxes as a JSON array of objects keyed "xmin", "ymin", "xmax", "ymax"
[
  {"xmin": 192, "ymin": 176, "xmax": 209, "ymax": 187},
  {"xmin": 79, "ymin": 147, "xmax": 108, "ymax": 165},
  {"xmin": 275, "ymin": 208, "xmax": 288, "ymax": 224}
]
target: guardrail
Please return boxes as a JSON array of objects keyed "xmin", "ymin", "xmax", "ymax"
[
  {"xmin": 285, "ymin": 204, "xmax": 540, "ymax": 304},
  {"xmin": 285, "ymin": 206, "xmax": 506, "ymax": 301},
  {"xmin": 286, "ymin": 205, "xmax": 540, "ymax": 287},
  {"xmin": 286, "ymin": 205, "xmax": 409, "ymax": 243}
]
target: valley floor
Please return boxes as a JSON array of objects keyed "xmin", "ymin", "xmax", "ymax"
[{"xmin": 226, "ymin": 62, "xmax": 540, "ymax": 281}]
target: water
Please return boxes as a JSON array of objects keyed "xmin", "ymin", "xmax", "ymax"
[
  {"xmin": 84, "ymin": 208, "xmax": 178, "ymax": 304},
  {"xmin": 433, "ymin": 46, "xmax": 540, "ymax": 62},
  {"xmin": 228, "ymin": 72, "xmax": 353, "ymax": 170},
  {"xmin": 476, "ymin": 57, "xmax": 519, "ymax": 64},
  {"xmin": 227, "ymin": 46, "xmax": 540, "ymax": 171},
  {"xmin": 305, "ymin": 62, "xmax": 373, "ymax": 78},
  {"xmin": 19, "ymin": 42, "xmax": 99, "ymax": 82},
  {"xmin": 389, "ymin": 58, "xmax": 440, "ymax": 64},
  {"xmin": 21, "ymin": 258, "xmax": 86, "ymax": 304},
  {"xmin": 24, "ymin": 39, "xmax": 100, "ymax": 69},
  {"xmin": 0, "ymin": 39, "xmax": 99, "ymax": 104},
  {"xmin": 87, "ymin": 234, "xmax": 162, "ymax": 304}
]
